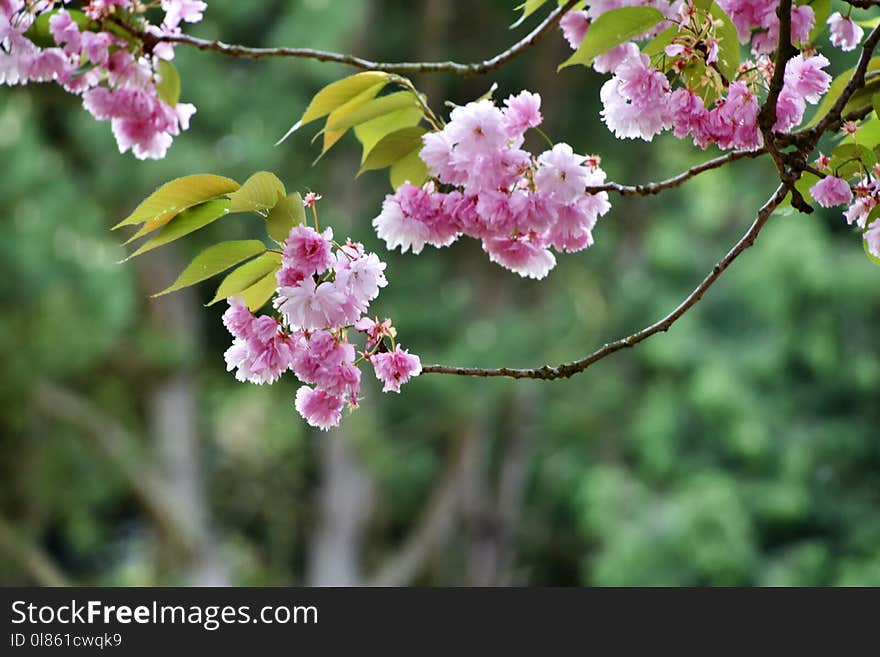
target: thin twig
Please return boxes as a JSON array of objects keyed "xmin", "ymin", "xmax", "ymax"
[
  {"xmin": 585, "ymin": 148, "xmax": 767, "ymax": 196},
  {"xmin": 155, "ymin": 0, "xmax": 579, "ymax": 76},
  {"xmin": 422, "ymin": 184, "xmax": 788, "ymax": 379}
]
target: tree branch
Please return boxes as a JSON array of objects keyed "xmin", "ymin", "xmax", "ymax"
[
  {"xmin": 585, "ymin": 148, "xmax": 767, "ymax": 196},
  {"xmin": 422, "ymin": 184, "xmax": 787, "ymax": 379},
  {"xmin": 155, "ymin": 0, "xmax": 579, "ymax": 76}
]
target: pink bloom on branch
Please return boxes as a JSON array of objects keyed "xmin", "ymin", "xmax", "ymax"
[
  {"xmin": 482, "ymin": 234, "xmax": 557, "ymax": 280},
  {"xmin": 783, "ymin": 54, "xmax": 831, "ymax": 105},
  {"xmin": 295, "ymin": 386, "xmax": 344, "ymax": 430},
  {"xmin": 559, "ymin": 10, "xmax": 590, "ymax": 50},
  {"xmin": 828, "ymin": 12, "xmax": 863, "ymax": 52},
  {"xmin": 502, "ymin": 90, "xmax": 542, "ymax": 138},
  {"xmin": 371, "ymin": 345, "xmax": 422, "ymax": 393},
  {"xmin": 535, "ymin": 143, "xmax": 589, "ymax": 204},
  {"xmin": 282, "ymin": 225, "xmax": 334, "ymax": 277},
  {"xmin": 810, "ymin": 177, "xmax": 853, "ymax": 208}
]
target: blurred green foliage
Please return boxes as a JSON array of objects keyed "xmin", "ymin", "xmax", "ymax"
[{"xmin": 0, "ymin": 0, "xmax": 878, "ymax": 586}]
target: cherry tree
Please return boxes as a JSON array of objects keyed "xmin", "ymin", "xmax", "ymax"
[{"xmin": 3, "ymin": 0, "xmax": 879, "ymax": 430}]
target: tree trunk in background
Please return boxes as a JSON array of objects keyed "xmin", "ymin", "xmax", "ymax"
[
  {"xmin": 139, "ymin": 248, "xmax": 229, "ymax": 586},
  {"xmin": 306, "ymin": 429, "xmax": 376, "ymax": 586}
]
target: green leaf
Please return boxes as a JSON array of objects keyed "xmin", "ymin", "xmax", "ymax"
[
  {"xmin": 266, "ymin": 193, "xmax": 306, "ymax": 244},
  {"xmin": 711, "ymin": 3, "xmax": 740, "ymax": 82},
  {"xmin": 320, "ymin": 82, "xmax": 387, "ymax": 156},
  {"xmin": 389, "ymin": 148, "xmax": 430, "ymax": 189},
  {"xmin": 228, "ymin": 171, "xmax": 286, "ymax": 214},
  {"xmin": 277, "ymin": 71, "xmax": 390, "ymax": 144},
  {"xmin": 804, "ymin": 0, "xmax": 830, "ymax": 43},
  {"xmin": 354, "ymin": 106, "xmax": 424, "ymax": 161},
  {"xmin": 511, "ymin": 0, "xmax": 550, "ymax": 28},
  {"xmin": 115, "ymin": 174, "xmax": 240, "ymax": 229},
  {"xmin": 126, "ymin": 199, "xmax": 231, "ymax": 259},
  {"xmin": 239, "ymin": 269, "xmax": 281, "ymax": 312},
  {"xmin": 864, "ymin": 236, "xmax": 880, "ymax": 266},
  {"xmin": 359, "ymin": 126, "xmax": 427, "ymax": 174},
  {"xmin": 831, "ymin": 142, "xmax": 877, "ymax": 167},
  {"xmin": 643, "ymin": 26, "xmax": 678, "ymax": 59},
  {"xmin": 693, "ymin": 0, "xmax": 712, "ymax": 10},
  {"xmin": 24, "ymin": 9, "xmax": 92, "ymax": 48},
  {"xmin": 325, "ymin": 91, "xmax": 421, "ymax": 132},
  {"xmin": 806, "ymin": 57, "xmax": 880, "ymax": 128},
  {"xmin": 841, "ymin": 76, "xmax": 880, "ymax": 118},
  {"xmin": 156, "ymin": 60, "xmax": 181, "ymax": 107},
  {"xmin": 153, "ymin": 240, "xmax": 267, "ymax": 297},
  {"xmin": 208, "ymin": 252, "xmax": 282, "ymax": 305},
  {"xmin": 559, "ymin": 7, "xmax": 664, "ymax": 70}
]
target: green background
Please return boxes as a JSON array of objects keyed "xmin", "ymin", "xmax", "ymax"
[{"xmin": 0, "ymin": 0, "xmax": 878, "ymax": 586}]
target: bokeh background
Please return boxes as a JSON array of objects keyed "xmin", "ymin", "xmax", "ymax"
[{"xmin": 1, "ymin": 0, "xmax": 878, "ymax": 586}]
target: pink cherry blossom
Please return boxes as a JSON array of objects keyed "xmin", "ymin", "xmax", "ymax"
[
  {"xmin": 865, "ymin": 219, "xmax": 880, "ymax": 259},
  {"xmin": 810, "ymin": 177, "xmax": 853, "ymax": 208},
  {"xmin": 502, "ymin": 91, "xmax": 542, "ymax": 138},
  {"xmin": 295, "ymin": 386, "xmax": 344, "ymax": 430},
  {"xmin": 828, "ymin": 12, "xmax": 863, "ymax": 52},
  {"xmin": 560, "ymin": 10, "xmax": 589, "ymax": 49},
  {"xmin": 282, "ymin": 225, "xmax": 334, "ymax": 276},
  {"xmin": 783, "ymin": 54, "xmax": 831, "ymax": 105},
  {"xmin": 483, "ymin": 234, "xmax": 557, "ymax": 280},
  {"xmin": 535, "ymin": 143, "xmax": 590, "ymax": 204},
  {"xmin": 371, "ymin": 346, "xmax": 422, "ymax": 393}
]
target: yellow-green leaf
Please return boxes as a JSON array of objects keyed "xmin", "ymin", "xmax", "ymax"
[
  {"xmin": 228, "ymin": 171, "xmax": 286, "ymax": 214},
  {"xmin": 559, "ymin": 7, "xmax": 664, "ymax": 70},
  {"xmin": 326, "ymin": 91, "xmax": 421, "ymax": 132},
  {"xmin": 276, "ymin": 71, "xmax": 390, "ymax": 144},
  {"xmin": 126, "ymin": 199, "xmax": 231, "ymax": 259},
  {"xmin": 208, "ymin": 252, "xmax": 282, "ymax": 305},
  {"xmin": 153, "ymin": 240, "xmax": 267, "ymax": 297},
  {"xmin": 806, "ymin": 58, "xmax": 880, "ymax": 128},
  {"xmin": 359, "ymin": 126, "xmax": 427, "ymax": 174},
  {"xmin": 511, "ymin": 0, "xmax": 550, "ymax": 28},
  {"xmin": 711, "ymin": 3, "xmax": 740, "ymax": 82},
  {"xmin": 156, "ymin": 60, "xmax": 180, "ymax": 107},
  {"xmin": 266, "ymin": 193, "xmax": 306, "ymax": 244},
  {"xmin": 321, "ymin": 82, "xmax": 387, "ymax": 156},
  {"xmin": 389, "ymin": 148, "xmax": 430, "ymax": 189},
  {"xmin": 354, "ymin": 106, "xmax": 424, "ymax": 162},
  {"xmin": 115, "ymin": 174, "xmax": 240, "ymax": 229},
  {"xmin": 239, "ymin": 269, "xmax": 280, "ymax": 312}
]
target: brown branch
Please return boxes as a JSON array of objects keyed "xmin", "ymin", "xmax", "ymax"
[
  {"xmin": 155, "ymin": 0, "xmax": 579, "ymax": 76},
  {"xmin": 757, "ymin": 0, "xmax": 814, "ymax": 213},
  {"xmin": 422, "ymin": 184, "xmax": 788, "ymax": 380},
  {"xmin": 585, "ymin": 148, "xmax": 767, "ymax": 196}
]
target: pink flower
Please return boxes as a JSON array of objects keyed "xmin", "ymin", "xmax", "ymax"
[
  {"xmin": 371, "ymin": 345, "xmax": 422, "ymax": 393},
  {"xmin": 447, "ymin": 100, "xmax": 508, "ymax": 159},
  {"xmin": 593, "ymin": 42, "xmax": 640, "ymax": 74},
  {"xmin": 502, "ymin": 91, "xmax": 542, "ymax": 138},
  {"xmin": 224, "ymin": 316, "xmax": 297, "ymax": 385},
  {"xmin": 828, "ymin": 12, "xmax": 863, "ymax": 52},
  {"xmin": 535, "ymin": 143, "xmax": 589, "ymax": 204},
  {"xmin": 482, "ymin": 234, "xmax": 557, "ymax": 280},
  {"xmin": 600, "ymin": 53, "xmax": 672, "ymax": 141},
  {"xmin": 335, "ymin": 250, "xmax": 388, "ymax": 311},
  {"xmin": 294, "ymin": 386, "xmax": 344, "ymax": 430},
  {"xmin": 222, "ymin": 297, "xmax": 256, "ymax": 338},
  {"xmin": 773, "ymin": 88, "xmax": 806, "ymax": 133},
  {"xmin": 275, "ymin": 276, "xmax": 355, "ymax": 330},
  {"xmin": 783, "ymin": 54, "xmax": 831, "ymax": 105},
  {"xmin": 282, "ymin": 225, "xmax": 334, "ymax": 276},
  {"xmin": 372, "ymin": 184, "xmax": 433, "ymax": 254},
  {"xmin": 810, "ymin": 176, "xmax": 852, "ymax": 208},
  {"xmin": 49, "ymin": 10, "xmax": 82, "ymax": 55},
  {"xmin": 560, "ymin": 10, "xmax": 590, "ymax": 49}
]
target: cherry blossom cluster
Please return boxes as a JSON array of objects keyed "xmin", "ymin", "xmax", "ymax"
[
  {"xmin": 0, "ymin": 0, "xmax": 205, "ymax": 159},
  {"xmin": 372, "ymin": 91, "xmax": 611, "ymax": 279},
  {"xmin": 559, "ymin": 2, "xmax": 833, "ymax": 149},
  {"xmin": 809, "ymin": 162, "xmax": 880, "ymax": 261},
  {"xmin": 222, "ymin": 210, "xmax": 421, "ymax": 430}
]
